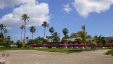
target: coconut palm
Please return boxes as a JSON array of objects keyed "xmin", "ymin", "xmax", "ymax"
[
  {"xmin": 30, "ymin": 26, "xmax": 36, "ymax": 39},
  {"xmin": 81, "ymin": 25, "xmax": 87, "ymax": 44},
  {"xmin": 49, "ymin": 27, "xmax": 54, "ymax": 34},
  {"xmin": 52, "ymin": 32, "xmax": 60, "ymax": 47},
  {"xmin": 62, "ymin": 28, "xmax": 68, "ymax": 38},
  {"xmin": 70, "ymin": 33, "xmax": 79, "ymax": 38},
  {"xmin": 48, "ymin": 27, "xmax": 55, "ymax": 43},
  {"xmin": 3, "ymin": 27, "xmax": 8, "ymax": 38},
  {"xmin": 0, "ymin": 24, "xmax": 7, "ymax": 39},
  {"xmin": 0, "ymin": 24, "xmax": 4, "ymax": 34},
  {"xmin": 94, "ymin": 35, "xmax": 105, "ymax": 47},
  {"xmin": 22, "ymin": 14, "xmax": 29, "ymax": 42},
  {"xmin": 42, "ymin": 21, "xmax": 49, "ymax": 38},
  {"xmin": 75, "ymin": 25, "xmax": 87, "ymax": 45},
  {"xmin": 20, "ymin": 25, "xmax": 25, "ymax": 41}
]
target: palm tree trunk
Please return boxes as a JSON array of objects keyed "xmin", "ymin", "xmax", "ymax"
[
  {"xmin": 1, "ymin": 29, "xmax": 3, "ymax": 34},
  {"xmin": 24, "ymin": 21, "xmax": 26, "ymax": 43},
  {"xmin": 21, "ymin": 30, "xmax": 22, "ymax": 41},
  {"xmin": 24, "ymin": 26, "xmax": 26, "ymax": 42},
  {"xmin": 32, "ymin": 33, "xmax": 33, "ymax": 39},
  {"xmin": 44, "ymin": 28, "xmax": 46, "ymax": 38}
]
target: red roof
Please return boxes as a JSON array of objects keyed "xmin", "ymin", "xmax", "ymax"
[{"xmin": 111, "ymin": 42, "xmax": 113, "ymax": 44}]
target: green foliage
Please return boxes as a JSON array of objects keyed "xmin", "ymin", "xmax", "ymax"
[
  {"xmin": 20, "ymin": 25, "xmax": 25, "ymax": 41},
  {"xmin": 0, "ymin": 48, "xmax": 84, "ymax": 53},
  {"xmin": 81, "ymin": 25, "xmax": 87, "ymax": 43},
  {"xmin": 62, "ymin": 28, "xmax": 68, "ymax": 38},
  {"xmin": 42, "ymin": 21, "xmax": 49, "ymax": 28},
  {"xmin": 0, "ymin": 39, "xmax": 4, "ymax": 45},
  {"xmin": 93, "ymin": 35, "xmax": 106, "ymax": 47},
  {"xmin": 34, "ymin": 38, "xmax": 43, "ymax": 44},
  {"xmin": 61, "ymin": 39, "xmax": 68, "ymax": 43},
  {"xmin": 70, "ymin": 33, "xmax": 78, "ymax": 38},
  {"xmin": 49, "ymin": 27, "xmax": 54, "ymax": 34},
  {"xmin": 42, "ymin": 21, "xmax": 49, "ymax": 37},
  {"xmin": 22, "ymin": 14, "xmax": 29, "ymax": 42},
  {"xmin": 36, "ymin": 48, "xmax": 83, "ymax": 53},
  {"xmin": 16, "ymin": 40, "xmax": 25, "ymax": 48},
  {"xmin": 28, "ymin": 37, "xmax": 49, "ymax": 44},
  {"xmin": 52, "ymin": 32, "xmax": 60, "ymax": 43},
  {"xmin": 30, "ymin": 26, "xmax": 36, "ymax": 33},
  {"xmin": 0, "ymin": 32, "xmax": 12, "ymax": 48},
  {"xmin": 105, "ymin": 49, "xmax": 113, "ymax": 56},
  {"xmin": 30, "ymin": 26, "xmax": 36, "ymax": 39},
  {"xmin": 0, "ymin": 48, "xmax": 34, "ymax": 51},
  {"xmin": 20, "ymin": 25, "xmax": 25, "ymax": 30},
  {"xmin": 22, "ymin": 14, "xmax": 29, "ymax": 23}
]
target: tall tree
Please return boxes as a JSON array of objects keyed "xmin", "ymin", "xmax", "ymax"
[
  {"xmin": 42, "ymin": 21, "xmax": 49, "ymax": 38},
  {"xmin": 62, "ymin": 28, "xmax": 68, "ymax": 38},
  {"xmin": 94, "ymin": 35, "xmax": 105, "ymax": 47},
  {"xmin": 81, "ymin": 25, "xmax": 87, "ymax": 44},
  {"xmin": 76, "ymin": 25, "xmax": 87, "ymax": 45},
  {"xmin": 3, "ymin": 26, "xmax": 8, "ymax": 38},
  {"xmin": 22, "ymin": 14, "xmax": 29, "ymax": 42},
  {"xmin": 0, "ymin": 24, "xmax": 7, "ymax": 39},
  {"xmin": 48, "ymin": 27, "xmax": 55, "ymax": 43},
  {"xmin": 52, "ymin": 32, "xmax": 60, "ymax": 47},
  {"xmin": 0, "ymin": 24, "xmax": 4, "ymax": 34},
  {"xmin": 30, "ymin": 26, "xmax": 36, "ymax": 39},
  {"xmin": 70, "ymin": 33, "xmax": 79, "ymax": 38},
  {"xmin": 20, "ymin": 25, "xmax": 25, "ymax": 41},
  {"xmin": 49, "ymin": 27, "xmax": 54, "ymax": 34}
]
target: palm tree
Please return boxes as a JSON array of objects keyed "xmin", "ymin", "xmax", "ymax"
[
  {"xmin": 62, "ymin": 28, "xmax": 68, "ymax": 38},
  {"xmin": 81, "ymin": 25, "xmax": 87, "ymax": 44},
  {"xmin": 30, "ymin": 26, "xmax": 36, "ymax": 39},
  {"xmin": 94, "ymin": 35, "xmax": 105, "ymax": 47},
  {"xmin": 0, "ymin": 24, "xmax": 7, "ymax": 39},
  {"xmin": 49, "ymin": 27, "xmax": 54, "ymax": 34},
  {"xmin": 52, "ymin": 32, "xmax": 60, "ymax": 47},
  {"xmin": 70, "ymin": 33, "xmax": 79, "ymax": 38},
  {"xmin": 42, "ymin": 21, "xmax": 49, "ymax": 38},
  {"xmin": 48, "ymin": 27, "xmax": 55, "ymax": 43},
  {"xmin": 0, "ymin": 24, "xmax": 4, "ymax": 34},
  {"xmin": 20, "ymin": 25, "xmax": 25, "ymax": 41},
  {"xmin": 22, "ymin": 14, "xmax": 29, "ymax": 42},
  {"xmin": 75, "ymin": 25, "xmax": 87, "ymax": 46},
  {"xmin": 4, "ymin": 27, "xmax": 8, "ymax": 38}
]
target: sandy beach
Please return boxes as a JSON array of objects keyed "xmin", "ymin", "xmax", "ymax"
[{"xmin": 0, "ymin": 50, "xmax": 113, "ymax": 64}]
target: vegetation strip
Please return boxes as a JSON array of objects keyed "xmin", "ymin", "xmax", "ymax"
[
  {"xmin": 105, "ymin": 49, "xmax": 113, "ymax": 56},
  {"xmin": 0, "ymin": 48, "xmax": 87, "ymax": 53}
]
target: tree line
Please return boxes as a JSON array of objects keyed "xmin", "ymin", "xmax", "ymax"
[{"xmin": 0, "ymin": 14, "xmax": 113, "ymax": 48}]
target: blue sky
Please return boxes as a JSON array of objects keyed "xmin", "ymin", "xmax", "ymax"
[{"xmin": 0, "ymin": 0, "xmax": 113, "ymax": 41}]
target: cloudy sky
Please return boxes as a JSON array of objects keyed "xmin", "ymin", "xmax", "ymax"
[{"xmin": 0, "ymin": 0, "xmax": 113, "ymax": 41}]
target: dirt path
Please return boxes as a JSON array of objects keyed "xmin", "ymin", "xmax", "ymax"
[{"xmin": 0, "ymin": 49, "xmax": 113, "ymax": 64}]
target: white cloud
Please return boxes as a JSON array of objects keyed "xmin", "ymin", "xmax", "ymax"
[
  {"xmin": 73, "ymin": 0, "xmax": 113, "ymax": 17},
  {"xmin": 0, "ymin": 0, "xmax": 36, "ymax": 9},
  {"xmin": 0, "ymin": 0, "xmax": 49, "ymax": 28},
  {"xmin": 63, "ymin": 4, "xmax": 72, "ymax": 13}
]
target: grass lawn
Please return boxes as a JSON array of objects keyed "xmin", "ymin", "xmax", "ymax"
[
  {"xmin": 36, "ymin": 48, "xmax": 84, "ymax": 53},
  {"xmin": 105, "ymin": 49, "xmax": 113, "ymax": 56},
  {"xmin": 0, "ymin": 48, "xmax": 34, "ymax": 51},
  {"xmin": 0, "ymin": 48, "xmax": 85, "ymax": 53}
]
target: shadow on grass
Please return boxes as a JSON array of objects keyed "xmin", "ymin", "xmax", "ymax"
[
  {"xmin": 105, "ymin": 49, "xmax": 113, "ymax": 56},
  {"xmin": 0, "ymin": 48, "xmax": 35, "ymax": 51},
  {"xmin": 0, "ymin": 48, "xmax": 95, "ymax": 54},
  {"xmin": 66, "ymin": 49, "xmax": 83, "ymax": 54},
  {"xmin": 36, "ymin": 48, "xmax": 84, "ymax": 54}
]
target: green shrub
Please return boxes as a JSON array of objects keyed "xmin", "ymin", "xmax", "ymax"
[
  {"xmin": 16, "ymin": 40, "xmax": 25, "ymax": 48},
  {"xmin": 105, "ymin": 49, "xmax": 113, "ymax": 56}
]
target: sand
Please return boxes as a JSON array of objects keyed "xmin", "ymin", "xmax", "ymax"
[{"xmin": 0, "ymin": 49, "xmax": 113, "ymax": 64}]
